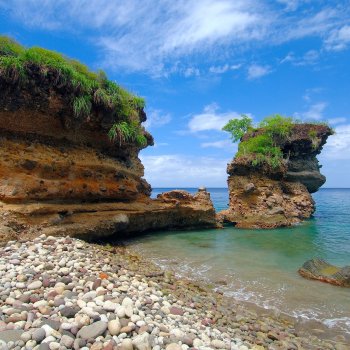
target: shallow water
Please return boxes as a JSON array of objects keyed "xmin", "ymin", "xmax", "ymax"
[{"xmin": 128, "ymin": 188, "xmax": 350, "ymax": 335}]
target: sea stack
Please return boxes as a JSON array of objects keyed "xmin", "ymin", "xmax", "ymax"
[{"xmin": 219, "ymin": 123, "xmax": 333, "ymax": 228}]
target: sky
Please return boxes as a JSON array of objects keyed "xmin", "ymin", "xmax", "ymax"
[{"xmin": 1, "ymin": 0, "xmax": 350, "ymax": 188}]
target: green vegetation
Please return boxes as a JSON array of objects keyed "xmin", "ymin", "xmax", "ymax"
[
  {"xmin": 0, "ymin": 36, "xmax": 147, "ymax": 147},
  {"xmin": 222, "ymin": 114, "xmax": 253, "ymax": 142},
  {"xmin": 258, "ymin": 114, "xmax": 293, "ymax": 139},
  {"xmin": 308, "ymin": 129, "xmax": 319, "ymax": 150},
  {"xmin": 108, "ymin": 121, "xmax": 147, "ymax": 147},
  {"xmin": 223, "ymin": 114, "xmax": 326, "ymax": 169}
]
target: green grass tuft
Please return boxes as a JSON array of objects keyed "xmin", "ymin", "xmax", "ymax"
[
  {"xmin": 108, "ymin": 121, "xmax": 147, "ymax": 147},
  {"xmin": 0, "ymin": 36, "xmax": 25, "ymax": 56},
  {"xmin": 0, "ymin": 35, "xmax": 148, "ymax": 148},
  {"xmin": 73, "ymin": 96, "xmax": 92, "ymax": 118}
]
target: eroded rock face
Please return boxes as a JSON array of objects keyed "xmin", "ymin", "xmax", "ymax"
[
  {"xmin": 299, "ymin": 258, "xmax": 350, "ymax": 287},
  {"xmin": 219, "ymin": 124, "xmax": 332, "ymax": 228},
  {"xmin": 0, "ymin": 72, "xmax": 216, "ymax": 243}
]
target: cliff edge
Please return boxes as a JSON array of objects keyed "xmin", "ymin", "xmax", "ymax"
[
  {"xmin": 219, "ymin": 119, "xmax": 333, "ymax": 229},
  {"xmin": 0, "ymin": 37, "xmax": 216, "ymax": 243}
]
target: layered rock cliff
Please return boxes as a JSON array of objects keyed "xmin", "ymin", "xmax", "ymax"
[
  {"xmin": 219, "ymin": 123, "xmax": 333, "ymax": 228},
  {"xmin": 0, "ymin": 38, "xmax": 216, "ymax": 243}
]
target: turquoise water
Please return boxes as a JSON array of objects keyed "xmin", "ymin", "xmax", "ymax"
[{"xmin": 129, "ymin": 188, "xmax": 350, "ymax": 335}]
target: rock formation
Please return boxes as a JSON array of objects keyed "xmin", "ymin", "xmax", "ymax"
[
  {"xmin": 0, "ymin": 40, "xmax": 216, "ymax": 243},
  {"xmin": 219, "ymin": 124, "xmax": 333, "ymax": 228},
  {"xmin": 299, "ymin": 258, "xmax": 350, "ymax": 287}
]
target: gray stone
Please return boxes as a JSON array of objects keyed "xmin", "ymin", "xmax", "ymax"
[
  {"xmin": 76, "ymin": 321, "xmax": 107, "ymax": 340},
  {"xmin": 38, "ymin": 344, "xmax": 50, "ymax": 350},
  {"xmin": 61, "ymin": 334, "xmax": 75, "ymax": 348},
  {"xmin": 60, "ymin": 306, "xmax": 80, "ymax": 318},
  {"xmin": 32, "ymin": 328, "xmax": 46, "ymax": 343},
  {"xmin": 74, "ymin": 338, "xmax": 87, "ymax": 350},
  {"xmin": 0, "ymin": 330, "xmax": 24, "ymax": 343},
  {"xmin": 41, "ymin": 319, "xmax": 61, "ymax": 331}
]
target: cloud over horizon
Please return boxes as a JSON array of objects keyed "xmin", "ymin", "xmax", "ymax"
[
  {"xmin": 188, "ymin": 104, "xmax": 239, "ymax": 132},
  {"xmin": 1, "ymin": 0, "xmax": 349, "ymax": 76}
]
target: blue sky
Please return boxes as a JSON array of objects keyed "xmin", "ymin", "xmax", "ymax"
[{"xmin": 1, "ymin": 0, "xmax": 350, "ymax": 187}]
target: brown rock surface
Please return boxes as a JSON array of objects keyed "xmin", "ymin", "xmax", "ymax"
[
  {"xmin": 298, "ymin": 258, "xmax": 350, "ymax": 287},
  {"xmin": 218, "ymin": 124, "xmax": 332, "ymax": 228},
  {"xmin": 0, "ymin": 69, "xmax": 216, "ymax": 243}
]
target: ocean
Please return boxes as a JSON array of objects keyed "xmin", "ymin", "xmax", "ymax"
[{"xmin": 127, "ymin": 188, "xmax": 350, "ymax": 336}]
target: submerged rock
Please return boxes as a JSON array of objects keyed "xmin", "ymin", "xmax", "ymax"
[{"xmin": 298, "ymin": 258, "xmax": 350, "ymax": 287}]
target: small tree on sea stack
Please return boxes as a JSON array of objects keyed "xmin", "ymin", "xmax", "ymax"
[{"xmin": 222, "ymin": 114, "xmax": 253, "ymax": 142}]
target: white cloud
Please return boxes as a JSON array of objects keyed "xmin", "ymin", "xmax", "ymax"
[
  {"xmin": 141, "ymin": 154, "xmax": 230, "ymax": 187},
  {"xmin": 247, "ymin": 64, "xmax": 271, "ymax": 79},
  {"xmin": 144, "ymin": 109, "xmax": 172, "ymax": 129},
  {"xmin": 281, "ymin": 8, "xmax": 344, "ymax": 42},
  {"xmin": 328, "ymin": 117, "xmax": 347, "ymax": 125},
  {"xmin": 209, "ymin": 64, "xmax": 242, "ymax": 74},
  {"xmin": 1, "ymin": 1, "xmax": 349, "ymax": 75},
  {"xmin": 295, "ymin": 102, "xmax": 328, "ymax": 120},
  {"xmin": 188, "ymin": 103, "xmax": 239, "ymax": 132},
  {"xmin": 325, "ymin": 25, "xmax": 350, "ymax": 51},
  {"xmin": 302, "ymin": 88, "xmax": 324, "ymax": 102},
  {"xmin": 277, "ymin": 0, "xmax": 302, "ymax": 11},
  {"xmin": 281, "ymin": 50, "xmax": 319, "ymax": 66},
  {"xmin": 183, "ymin": 67, "xmax": 200, "ymax": 77},
  {"xmin": 201, "ymin": 140, "xmax": 232, "ymax": 148},
  {"xmin": 322, "ymin": 124, "xmax": 350, "ymax": 160},
  {"xmin": 2, "ymin": 0, "xmax": 266, "ymax": 74}
]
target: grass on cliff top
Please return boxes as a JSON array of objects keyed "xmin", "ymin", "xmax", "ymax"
[
  {"xmin": 0, "ymin": 36, "xmax": 147, "ymax": 147},
  {"xmin": 223, "ymin": 114, "xmax": 333, "ymax": 169}
]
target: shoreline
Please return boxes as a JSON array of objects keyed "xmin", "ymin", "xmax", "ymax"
[
  {"xmin": 1, "ymin": 235, "xmax": 348, "ymax": 350},
  {"xmin": 119, "ymin": 243, "xmax": 350, "ymax": 345},
  {"xmin": 125, "ymin": 241, "xmax": 350, "ymax": 340}
]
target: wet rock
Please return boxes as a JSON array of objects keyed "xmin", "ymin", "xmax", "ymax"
[{"xmin": 299, "ymin": 258, "xmax": 350, "ymax": 287}]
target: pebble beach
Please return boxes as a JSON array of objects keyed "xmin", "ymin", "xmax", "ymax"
[{"xmin": 0, "ymin": 235, "xmax": 348, "ymax": 350}]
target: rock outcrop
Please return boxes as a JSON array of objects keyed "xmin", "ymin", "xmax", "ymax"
[
  {"xmin": 219, "ymin": 124, "xmax": 333, "ymax": 228},
  {"xmin": 0, "ymin": 49, "xmax": 216, "ymax": 243},
  {"xmin": 299, "ymin": 258, "xmax": 350, "ymax": 287}
]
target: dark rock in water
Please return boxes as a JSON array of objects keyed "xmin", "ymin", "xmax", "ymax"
[{"xmin": 298, "ymin": 258, "xmax": 350, "ymax": 287}]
